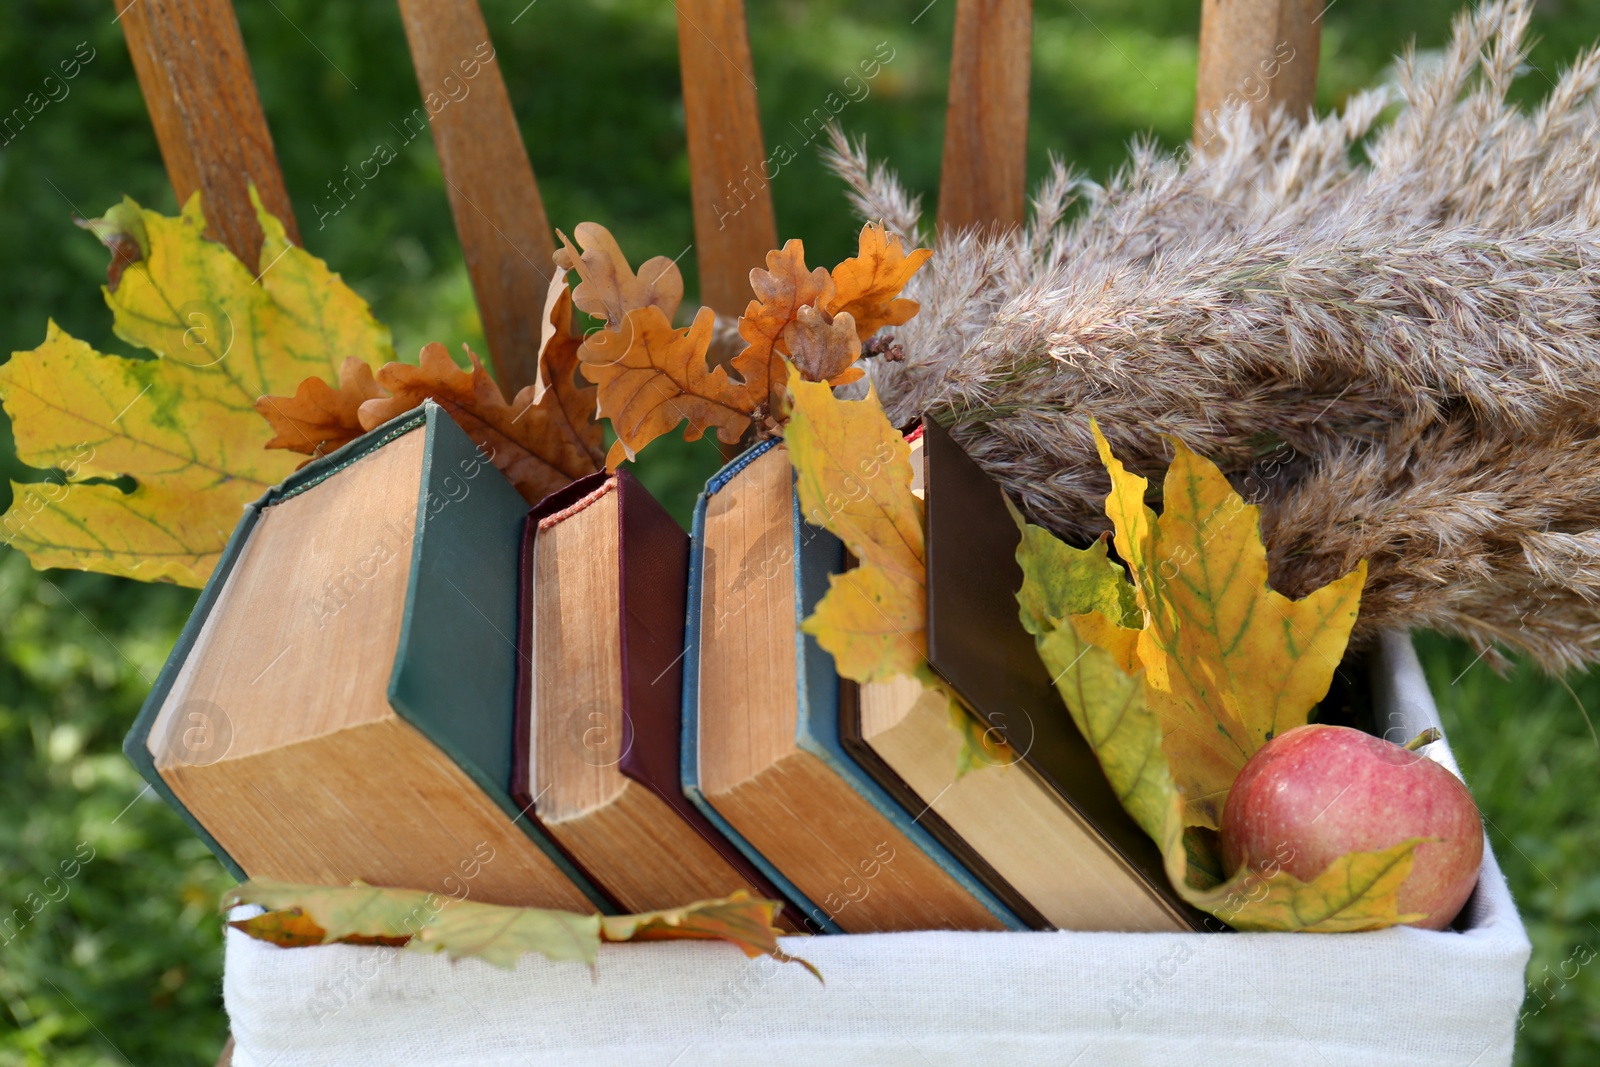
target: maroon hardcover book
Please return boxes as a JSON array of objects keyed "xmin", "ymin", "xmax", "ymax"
[{"xmin": 511, "ymin": 470, "xmax": 806, "ymax": 924}]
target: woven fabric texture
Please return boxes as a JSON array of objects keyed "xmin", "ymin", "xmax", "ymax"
[{"xmin": 223, "ymin": 632, "xmax": 1530, "ymax": 1066}]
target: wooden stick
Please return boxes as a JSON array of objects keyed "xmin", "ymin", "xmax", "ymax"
[
  {"xmin": 675, "ymin": 0, "xmax": 778, "ymax": 317},
  {"xmin": 115, "ymin": 0, "xmax": 298, "ymax": 265},
  {"xmin": 937, "ymin": 0, "xmax": 1032, "ymax": 235},
  {"xmin": 397, "ymin": 0, "xmax": 554, "ymax": 396},
  {"xmin": 1194, "ymin": 0, "xmax": 1322, "ymax": 149}
]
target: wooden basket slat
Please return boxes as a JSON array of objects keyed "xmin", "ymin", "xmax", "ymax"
[
  {"xmin": 114, "ymin": 0, "xmax": 299, "ymax": 265},
  {"xmin": 937, "ymin": 0, "xmax": 1033, "ymax": 234},
  {"xmin": 675, "ymin": 0, "xmax": 779, "ymax": 316},
  {"xmin": 397, "ymin": 0, "xmax": 554, "ymax": 396}
]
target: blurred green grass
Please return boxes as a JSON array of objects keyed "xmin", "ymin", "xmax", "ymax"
[{"xmin": 1, "ymin": 0, "xmax": 1597, "ymax": 1063}]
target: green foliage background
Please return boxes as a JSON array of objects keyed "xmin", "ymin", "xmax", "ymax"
[{"xmin": 1, "ymin": 1, "xmax": 1597, "ymax": 1063}]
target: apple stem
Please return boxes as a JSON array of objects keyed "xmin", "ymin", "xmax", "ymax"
[{"xmin": 1404, "ymin": 727, "xmax": 1442, "ymax": 751}]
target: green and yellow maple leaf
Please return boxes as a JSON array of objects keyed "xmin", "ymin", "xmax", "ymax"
[
  {"xmin": 222, "ymin": 881, "xmax": 815, "ymax": 976},
  {"xmin": 0, "ymin": 190, "xmax": 393, "ymax": 585},
  {"xmin": 1015, "ymin": 424, "xmax": 1424, "ymax": 932}
]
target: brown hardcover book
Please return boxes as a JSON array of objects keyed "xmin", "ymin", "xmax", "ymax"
[
  {"xmin": 683, "ymin": 442, "xmax": 1019, "ymax": 933},
  {"xmin": 845, "ymin": 420, "xmax": 1203, "ymax": 931},
  {"xmin": 511, "ymin": 470, "xmax": 802, "ymax": 924},
  {"xmin": 129, "ymin": 404, "xmax": 605, "ymax": 910}
]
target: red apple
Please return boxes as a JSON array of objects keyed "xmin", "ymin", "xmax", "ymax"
[{"xmin": 1219, "ymin": 724, "xmax": 1484, "ymax": 931}]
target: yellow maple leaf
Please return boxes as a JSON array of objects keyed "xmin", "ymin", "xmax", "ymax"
[
  {"xmin": 785, "ymin": 370, "xmax": 929, "ymax": 685},
  {"xmin": 784, "ymin": 374, "xmax": 923, "ymax": 582},
  {"xmin": 1092, "ymin": 423, "xmax": 1367, "ymax": 828},
  {"xmin": 803, "ymin": 565, "xmax": 927, "ymax": 682},
  {"xmin": 1015, "ymin": 431, "xmax": 1422, "ymax": 931},
  {"xmin": 0, "ymin": 191, "xmax": 392, "ymax": 585}
]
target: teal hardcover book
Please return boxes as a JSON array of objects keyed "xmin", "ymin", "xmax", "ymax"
[
  {"xmin": 124, "ymin": 401, "xmax": 609, "ymax": 911},
  {"xmin": 680, "ymin": 440, "xmax": 1025, "ymax": 934}
]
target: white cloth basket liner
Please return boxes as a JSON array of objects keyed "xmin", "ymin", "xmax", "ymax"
[{"xmin": 223, "ymin": 631, "xmax": 1530, "ymax": 1066}]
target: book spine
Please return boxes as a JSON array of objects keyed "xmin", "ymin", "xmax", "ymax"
[{"xmin": 123, "ymin": 503, "xmax": 266, "ymax": 882}]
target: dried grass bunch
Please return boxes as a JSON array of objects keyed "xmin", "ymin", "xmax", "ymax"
[{"xmin": 827, "ymin": 0, "xmax": 1600, "ymax": 673}]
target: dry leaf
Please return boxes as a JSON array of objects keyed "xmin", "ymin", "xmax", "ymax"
[
  {"xmin": 731, "ymin": 240, "xmax": 837, "ymax": 414},
  {"xmin": 354, "ymin": 341, "xmax": 596, "ymax": 504},
  {"xmin": 527, "ymin": 276, "xmax": 606, "ymax": 472},
  {"xmin": 0, "ymin": 190, "xmax": 392, "ymax": 585},
  {"xmin": 222, "ymin": 881, "xmax": 815, "ymax": 975},
  {"xmin": 255, "ymin": 356, "xmax": 383, "ymax": 457},
  {"xmin": 580, "ymin": 306, "xmax": 752, "ymax": 467},
  {"xmin": 1015, "ymin": 428, "xmax": 1420, "ymax": 931},
  {"xmin": 826, "ymin": 222, "xmax": 932, "ymax": 339},
  {"xmin": 600, "ymin": 891, "xmax": 820, "ymax": 981},
  {"xmin": 258, "ymin": 279, "xmax": 603, "ymax": 503},
  {"xmin": 230, "ymin": 908, "xmax": 409, "ymax": 948},
  {"xmin": 783, "ymin": 306, "xmax": 863, "ymax": 387},
  {"xmin": 415, "ymin": 898, "xmax": 603, "ymax": 968},
  {"xmin": 222, "ymin": 881, "xmax": 599, "ymax": 966},
  {"xmin": 555, "ymin": 221, "xmax": 683, "ymax": 325},
  {"xmin": 551, "ymin": 222, "xmax": 931, "ymax": 462}
]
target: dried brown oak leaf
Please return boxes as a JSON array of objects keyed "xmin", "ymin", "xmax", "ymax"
[
  {"xmin": 783, "ymin": 305, "xmax": 863, "ymax": 387},
  {"xmin": 256, "ymin": 356, "xmax": 383, "ymax": 456},
  {"xmin": 257, "ymin": 280, "xmax": 603, "ymax": 504},
  {"xmin": 530, "ymin": 276, "xmax": 608, "ymax": 474},
  {"xmin": 583, "ymin": 306, "xmax": 750, "ymax": 467},
  {"xmin": 828, "ymin": 222, "xmax": 932, "ymax": 338},
  {"xmin": 558, "ymin": 220, "xmax": 930, "ymax": 463},
  {"xmin": 732, "ymin": 240, "xmax": 838, "ymax": 414},
  {"xmin": 554, "ymin": 222, "xmax": 683, "ymax": 325},
  {"xmin": 359, "ymin": 341, "xmax": 595, "ymax": 504}
]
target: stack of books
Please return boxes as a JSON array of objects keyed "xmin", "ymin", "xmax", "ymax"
[{"xmin": 128, "ymin": 401, "xmax": 1202, "ymax": 932}]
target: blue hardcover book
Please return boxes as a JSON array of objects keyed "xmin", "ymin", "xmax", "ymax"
[
  {"xmin": 124, "ymin": 401, "xmax": 609, "ymax": 912},
  {"xmin": 680, "ymin": 439, "xmax": 1025, "ymax": 933}
]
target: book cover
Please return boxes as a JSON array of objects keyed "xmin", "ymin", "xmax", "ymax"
[
  {"xmin": 124, "ymin": 401, "xmax": 610, "ymax": 910},
  {"xmin": 680, "ymin": 440, "xmax": 1027, "ymax": 933}
]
